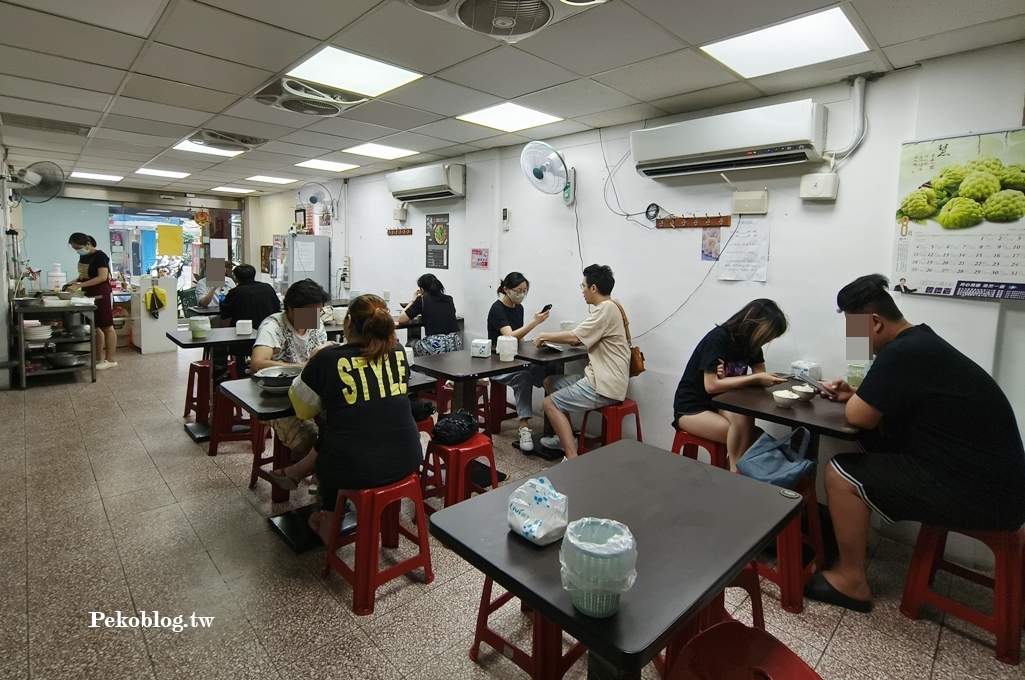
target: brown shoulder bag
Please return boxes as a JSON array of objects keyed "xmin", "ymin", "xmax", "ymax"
[{"xmin": 611, "ymin": 300, "xmax": 645, "ymax": 378}]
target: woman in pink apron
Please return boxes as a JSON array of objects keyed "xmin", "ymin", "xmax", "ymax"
[{"xmin": 65, "ymin": 232, "xmax": 117, "ymax": 370}]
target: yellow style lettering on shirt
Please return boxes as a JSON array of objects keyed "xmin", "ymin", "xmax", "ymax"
[
  {"xmin": 367, "ymin": 357, "xmax": 387, "ymax": 398},
  {"xmin": 336, "ymin": 357, "xmax": 357, "ymax": 405},
  {"xmin": 350, "ymin": 356, "xmax": 371, "ymax": 402},
  {"xmin": 391, "ymin": 350, "xmax": 408, "ymax": 395}
]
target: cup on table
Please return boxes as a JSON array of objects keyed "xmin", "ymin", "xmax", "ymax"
[
  {"xmin": 236, "ymin": 319, "xmax": 253, "ymax": 336},
  {"xmin": 496, "ymin": 335, "xmax": 517, "ymax": 362},
  {"xmin": 189, "ymin": 316, "xmax": 209, "ymax": 340}
]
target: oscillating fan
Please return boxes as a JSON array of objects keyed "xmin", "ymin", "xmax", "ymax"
[
  {"xmin": 7, "ymin": 161, "xmax": 65, "ymax": 204},
  {"xmin": 520, "ymin": 141, "xmax": 575, "ymax": 205},
  {"xmin": 297, "ymin": 181, "xmax": 337, "ymax": 220}
]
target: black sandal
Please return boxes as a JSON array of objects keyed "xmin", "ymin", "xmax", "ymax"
[{"xmin": 804, "ymin": 571, "xmax": 873, "ymax": 613}]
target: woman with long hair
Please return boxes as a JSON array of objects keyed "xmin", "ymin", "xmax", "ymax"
[
  {"xmin": 397, "ymin": 273, "xmax": 461, "ymax": 356},
  {"xmin": 64, "ymin": 232, "xmax": 117, "ymax": 370},
  {"xmin": 289, "ymin": 294, "xmax": 423, "ymax": 544},
  {"xmin": 673, "ymin": 299, "xmax": 789, "ymax": 470}
]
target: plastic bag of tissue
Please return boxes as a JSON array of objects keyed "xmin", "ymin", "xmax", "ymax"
[
  {"xmin": 507, "ymin": 477, "xmax": 568, "ymax": 546},
  {"xmin": 559, "ymin": 517, "xmax": 638, "ymax": 617}
]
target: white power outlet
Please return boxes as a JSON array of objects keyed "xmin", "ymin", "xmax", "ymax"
[{"xmin": 383, "ymin": 290, "xmax": 390, "ymax": 302}]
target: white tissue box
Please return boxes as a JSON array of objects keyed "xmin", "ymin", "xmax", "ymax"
[
  {"xmin": 790, "ymin": 361, "xmax": 821, "ymax": 380},
  {"xmin": 470, "ymin": 339, "xmax": 492, "ymax": 358}
]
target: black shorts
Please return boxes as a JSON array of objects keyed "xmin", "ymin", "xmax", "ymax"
[{"xmin": 830, "ymin": 451, "xmax": 1025, "ymax": 531}]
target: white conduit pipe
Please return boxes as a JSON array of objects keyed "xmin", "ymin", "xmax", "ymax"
[{"xmin": 826, "ymin": 75, "xmax": 867, "ymax": 161}]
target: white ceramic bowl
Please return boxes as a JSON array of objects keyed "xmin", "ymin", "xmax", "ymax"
[
  {"xmin": 772, "ymin": 390, "xmax": 800, "ymax": 409},
  {"xmin": 791, "ymin": 384, "xmax": 816, "ymax": 401}
]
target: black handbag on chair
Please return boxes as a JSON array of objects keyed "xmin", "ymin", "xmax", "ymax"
[{"xmin": 431, "ymin": 409, "xmax": 478, "ymax": 446}]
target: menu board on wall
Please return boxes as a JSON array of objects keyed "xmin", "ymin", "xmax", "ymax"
[
  {"xmin": 892, "ymin": 128, "xmax": 1025, "ymax": 300},
  {"xmin": 426, "ymin": 214, "xmax": 449, "ymax": 269}
]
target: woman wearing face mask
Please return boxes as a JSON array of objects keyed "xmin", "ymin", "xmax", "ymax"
[
  {"xmin": 64, "ymin": 232, "xmax": 117, "ymax": 370},
  {"xmin": 487, "ymin": 272, "xmax": 549, "ymax": 452}
]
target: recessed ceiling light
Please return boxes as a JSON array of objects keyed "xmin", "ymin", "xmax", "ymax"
[
  {"xmin": 70, "ymin": 171, "xmax": 123, "ymax": 182},
  {"xmin": 457, "ymin": 103, "xmax": 562, "ymax": 133},
  {"xmin": 246, "ymin": 175, "xmax": 298, "ymax": 185},
  {"xmin": 173, "ymin": 140, "xmax": 244, "ymax": 157},
  {"xmin": 294, "ymin": 159, "xmax": 360, "ymax": 172},
  {"xmin": 342, "ymin": 143, "xmax": 419, "ymax": 160},
  {"xmin": 135, "ymin": 168, "xmax": 190, "ymax": 179},
  {"xmin": 700, "ymin": 8, "xmax": 869, "ymax": 79},
  {"xmin": 287, "ymin": 46, "xmax": 422, "ymax": 97},
  {"xmin": 211, "ymin": 186, "xmax": 255, "ymax": 194}
]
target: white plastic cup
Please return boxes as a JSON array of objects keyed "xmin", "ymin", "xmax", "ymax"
[
  {"xmin": 496, "ymin": 336, "xmax": 517, "ymax": 362},
  {"xmin": 236, "ymin": 319, "xmax": 253, "ymax": 336}
]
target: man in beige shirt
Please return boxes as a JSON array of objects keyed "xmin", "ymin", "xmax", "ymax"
[{"xmin": 532, "ymin": 264, "xmax": 631, "ymax": 459}]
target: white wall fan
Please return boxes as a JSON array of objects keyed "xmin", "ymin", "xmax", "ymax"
[
  {"xmin": 4, "ymin": 161, "xmax": 65, "ymax": 205},
  {"xmin": 520, "ymin": 141, "xmax": 574, "ymax": 205},
  {"xmin": 295, "ymin": 181, "xmax": 337, "ymax": 231}
]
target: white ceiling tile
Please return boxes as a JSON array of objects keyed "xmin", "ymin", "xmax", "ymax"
[
  {"xmin": 277, "ymin": 130, "xmax": 360, "ymax": 150},
  {"xmin": 372, "ymin": 131, "xmax": 452, "ymax": 153},
  {"xmin": 881, "ymin": 16, "xmax": 1025, "ymax": 68},
  {"xmin": 379, "ymin": 78, "xmax": 502, "ymax": 117},
  {"xmin": 852, "ymin": 0, "xmax": 1025, "ymax": 48},
  {"xmin": 4, "ymin": 0, "xmax": 170, "ymax": 38},
  {"xmin": 650, "ymin": 82, "xmax": 763, "ymax": 114},
  {"xmin": 334, "ymin": 2, "xmax": 497, "ymax": 74},
  {"xmin": 87, "ymin": 137, "xmax": 168, "ymax": 155},
  {"xmin": 0, "ymin": 97, "xmax": 102, "ymax": 126},
  {"xmin": 411, "ymin": 119, "xmax": 496, "ymax": 144},
  {"xmin": 129, "ymin": 157, "xmax": 216, "ymax": 171},
  {"xmin": 197, "ymin": 0, "xmax": 379, "ymax": 40},
  {"xmin": 78, "ymin": 149, "xmax": 154, "ymax": 161},
  {"xmin": 516, "ymin": 2, "xmax": 686, "ymax": 76},
  {"xmin": 0, "ymin": 4, "xmax": 145, "ymax": 69},
  {"xmin": 0, "ymin": 45, "xmax": 126, "ymax": 94},
  {"xmin": 239, "ymin": 150, "xmax": 315, "ymax": 165},
  {"xmin": 473, "ymin": 133, "xmax": 531, "ymax": 149},
  {"xmin": 531, "ymin": 120, "xmax": 593, "ymax": 140},
  {"xmin": 514, "ymin": 79, "xmax": 639, "ymax": 118},
  {"xmin": 155, "ymin": 1, "xmax": 318, "ymax": 72},
  {"xmin": 135, "ymin": 43, "xmax": 274, "ymax": 96},
  {"xmin": 100, "ymin": 114, "xmax": 195, "ymax": 139},
  {"xmin": 626, "ymin": 0, "xmax": 834, "ymax": 44},
  {"xmin": 308, "ymin": 150, "xmax": 374, "ymax": 166},
  {"xmin": 76, "ymin": 157, "xmax": 143, "ymax": 169},
  {"xmin": 0, "ymin": 128, "xmax": 88, "ymax": 153},
  {"xmin": 436, "ymin": 47, "xmax": 579, "ymax": 99},
  {"xmin": 12, "ymin": 150, "xmax": 79, "ymax": 162},
  {"xmin": 259, "ymin": 141, "xmax": 332, "ymax": 158},
  {"xmin": 747, "ymin": 52, "xmax": 889, "ymax": 95},
  {"xmin": 593, "ymin": 49, "xmax": 737, "ymax": 101},
  {"xmin": 429, "ymin": 144, "xmax": 482, "ymax": 157},
  {"xmin": 204, "ymin": 116, "xmax": 295, "ymax": 141},
  {"xmin": 0, "ymin": 75, "xmax": 112, "ymax": 112},
  {"xmin": 121, "ymin": 74, "xmax": 239, "ymax": 113},
  {"xmin": 306, "ymin": 117, "xmax": 398, "ymax": 141},
  {"xmin": 574, "ymin": 102, "xmax": 669, "ymax": 128},
  {"xmin": 340, "ymin": 100, "xmax": 444, "ymax": 129},
  {"xmin": 109, "ymin": 98, "xmax": 214, "ymax": 127},
  {"xmin": 222, "ymin": 99, "xmax": 321, "ymax": 128}
]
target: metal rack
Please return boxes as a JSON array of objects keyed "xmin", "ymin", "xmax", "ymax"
[{"xmin": 12, "ymin": 303, "xmax": 97, "ymax": 388}]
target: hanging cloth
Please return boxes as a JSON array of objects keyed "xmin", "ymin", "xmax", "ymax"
[{"xmin": 145, "ymin": 282, "xmax": 166, "ymax": 319}]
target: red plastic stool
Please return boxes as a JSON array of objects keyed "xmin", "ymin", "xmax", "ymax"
[
  {"xmin": 487, "ymin": 381, "xmax": 519, "ymax": 435},
  {"xmin": 667, "ymin": 621, "xmax": 822, "ymax": 680},
  {"xmin": 184, "ymin": 360, "xmax": 238, "ymax": 421},
  {"xmin": 671, "ymin": 429, "xmax": 728, "ymax": 470},
  {"xmin": 420, "ymin": 432, "xmax": 498, "ymax": 514},
  {"xmin": 248, "ymin": 425, "xmax": 290, "ymax": 502},
  {"xmin": 321, "ymin": 472, "xmax": 434, "ymax": 615},
  {"xmin": 422, "ymin": 378, "xmax": 490, "ymax": 420},
  {"xmin": 470, "ymin": 577, "xmax": 586, "ymax": 679},
  {"xmin": 577, "ymin": 398, "xmax": 642, "ymax": 454},
  {"xmin": 207, "ymin": 384, "xmax": 253, "ymax": 457},
  {"xmin": 755, "ymin": 476, "xmax": 825, "ymax": 613},
  {"xmin": 416, "ymin": 416, "xmax": 435, "ymax": 436},
  {"xmin": 901, "ymin": 525, "xmax": 1025, "ymax": 665}
]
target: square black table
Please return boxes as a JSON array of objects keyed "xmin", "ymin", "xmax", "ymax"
[
  {"xmin": 409, "ymin": 351, "xmax": 530, "ymax": 413},
  {"xmin": 429, "ymin": 440, "xmax": 802, "ymax": 679},
  {"xmin": 514, "ymin": 341, "xmax": 590, "ymax": 458}
]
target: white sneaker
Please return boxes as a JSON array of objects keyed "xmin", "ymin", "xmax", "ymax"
[
  {"xmin": 518, "ymin": 427, "xmax": 534, "ymax": 452},
  {"xmin": 539, "ymin": 435, "xmax": 564, "ymax": 451},
  {"xmin": 96, "ymin": 360, "xmax": 118, "ymax": 370}
]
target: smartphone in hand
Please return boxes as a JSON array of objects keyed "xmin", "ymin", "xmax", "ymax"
[{"xmin": 541, "ymin": 304, "xmax": 553, "ymax": 313}]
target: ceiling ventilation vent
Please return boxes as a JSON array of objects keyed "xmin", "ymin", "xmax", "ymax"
[
  {"xmin": 187, "ymin": 130, "xmax": 267, "ymax": 153},
  {"xmin": 253, "ymin": 78, "xmax": 368, "ymax": 117},
  {"xmin": 0, "ymin": 113, "xmax": 91, "ymax": 136},
  {"xmin": 405, "ymin": 0, "xmax": 592, "ymax": 43}
]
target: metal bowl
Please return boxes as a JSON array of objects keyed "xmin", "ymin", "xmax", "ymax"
[
  {"xmin": 46, "ymin": 351, "xmax": 90, "ymax": 368},
  {"xmin": 68, "ymin": 324, "xmax": 91, "ymax": 338},
  {"xmin": 253, "ymin": 365, "xmax": 302, "ymax": 387},
  {"xmin": 14, "ymin": 297, "xmax": 43, "ymax": 307}
]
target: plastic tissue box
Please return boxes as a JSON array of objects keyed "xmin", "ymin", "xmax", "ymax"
[
  {"xmin": 790, "ymin": 361, "xmax": 821, "ymax": 380},
  {"xmin": 470, "ymin": 339, "xmax": 492, "ymax": 358}
]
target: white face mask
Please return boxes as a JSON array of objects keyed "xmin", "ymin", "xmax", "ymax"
[
  {"xmin": 507, "ymin": 290, "xmax": 526, "ymax": 304},
  {"xmin": 74, "ymin": 247, "xmax": 90, "ymax": 256}
]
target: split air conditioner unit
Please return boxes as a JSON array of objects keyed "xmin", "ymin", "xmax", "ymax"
[
  {"xmin": 386, "ymin": 163, "xmax": 465, "ymax": 202},
  {"xmin": 631, "ymin": 99, "xmax": 827, "ymax": 178}
]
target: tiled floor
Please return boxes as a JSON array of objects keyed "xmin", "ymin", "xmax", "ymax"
[{"xmin": 1, "ymin": 347, "xmax": 1020, "ymax": 679}]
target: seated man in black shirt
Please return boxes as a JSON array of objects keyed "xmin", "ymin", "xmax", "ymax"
[
  {"xmin": 220, "ymin": 264, "xmax": 281, "ymax": 328},
  {"xmin": 805, "ymin": 274, "xmax": 1025, "ymax": 613}
]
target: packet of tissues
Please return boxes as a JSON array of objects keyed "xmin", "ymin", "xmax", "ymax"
[{"xmin": 507, "ymin": 477, "xmax": 568, "ymax": 546}]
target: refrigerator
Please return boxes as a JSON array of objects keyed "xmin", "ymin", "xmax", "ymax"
[{"xmin": 272, "ymin": 234, "xmax": 331, "ymax": 296}]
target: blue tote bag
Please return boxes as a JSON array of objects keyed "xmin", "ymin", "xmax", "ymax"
[{"xmin": 736, "ymin": 427, "xmax": 813, "ymax": 489}]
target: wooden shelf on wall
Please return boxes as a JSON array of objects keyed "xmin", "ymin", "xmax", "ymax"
[{"xmin": 387, "ymin": 228, "xmax": 413, "ymax": 236}]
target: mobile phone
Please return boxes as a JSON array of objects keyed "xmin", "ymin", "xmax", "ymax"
[
  {"xmin": 794, "ymin": 373, "xmax": 837, "ymax": 398},
  {"xmin": 543, "ymin": 342, "xmax": 564, "ymax": 351},
  {"xmin": 775, "ymin": 373, "xmax": 795, "ymax": 379},
  {"xmin": 541, "ymin": 304, "xmax": 552, "ymax": 313}
]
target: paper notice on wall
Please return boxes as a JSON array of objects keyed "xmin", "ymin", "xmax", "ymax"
[
  {"xmin": 295, "ymin": 240, "xmax": 316, "ymax": 271},
  {"xmin": 718, "ymin": 216, "xmax": 770, "ymax": 282},
  {"xmin": 156, "ymin": 225, "xmax": 183, "ymax": 256},
  {"xmin": 209, "ymin": 238, "xmax": 228, "ymax": 259}
]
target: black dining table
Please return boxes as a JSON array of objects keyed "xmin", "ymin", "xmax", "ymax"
[
  {"xmin": 513, "ymin": 341, "xmax": 590, "ymax": 458},
  {"xmin": 409, "ymin": 350, "xmax": 530, "ymax": 413},
  {"xmin": 429, "ymin": 440, "xmax": 802, "ymax": 679}
]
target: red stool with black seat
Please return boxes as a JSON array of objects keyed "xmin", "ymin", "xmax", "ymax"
[
  {"xmin": 420, "ymin": 432, "xmax": 498, "ymax": 514},
  {"xmin": 900, "ymin": 525, "xmax": 1025, "ymax": 665},
  {"xmin": 184, "ymin": 359, "xmax": 238, "ymax": 421},
  {"xmin": 666, "ymin": 621, "xmax": 822, "ymax": 680},
  {"xmin": 755, "ymin": 476, "xmax": 825, "ymax": 613},
  {"xmin": 577, "ymin": 398, "xmax": 642, "ymax": 454},
  {"xmin": 321, "ymin": 472, "xmax": 434, "ymax": 615},
  {"xmin": 671, "ymin": 429, "xmax": 729, "ymax": 470},
  {"xmin": 487, "ymin": 381, "xmax": 519, "ymax": 435}
]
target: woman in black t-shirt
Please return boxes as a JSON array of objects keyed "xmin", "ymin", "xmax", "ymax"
[
  {"xmin": 672, "ymin": 300, "xmax": 788, "ymax": 470},
  {"xmin": 291, "ymin": 294, "xmax": 423, "ymax": 545},
  {"xmin": 65, "ymin": 232, "xmax": 117, "ymax": 370},
  {"xmin": 397, "ymin": 273, "xmax": 461, "ymax": 356}
]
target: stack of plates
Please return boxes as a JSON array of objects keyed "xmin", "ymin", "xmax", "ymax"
[{"xmin": 24, "ymin": 325, "xmax": 53, "ymax": 341}]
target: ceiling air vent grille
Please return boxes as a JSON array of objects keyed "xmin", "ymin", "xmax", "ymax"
[
  {"xmin": 188, "ymin": 130, "xmax": 267, "ymax": 153},
  {"xmin": 253, "ymin": 78, "xmax": 368, "ymax": 118},
  {"xmin": 457, "ymin": 0, "xmax": 553, "ymax": 38},
  {"xmin": 0, "ymin": 113, "xmax": 91, "ymax": 136}
]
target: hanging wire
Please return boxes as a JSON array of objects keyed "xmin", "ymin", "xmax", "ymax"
[{"xmin": 598, "ymin": 129, "xmax": 657, "ymax": 230}]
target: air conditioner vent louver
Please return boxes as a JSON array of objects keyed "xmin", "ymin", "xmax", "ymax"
[
  {"xmin": 457, "ymin": 0, "xmax": 552, "ymax": 36},
  {"xmin": 0, "ymin": 113, "xmax": 90, "ymax": 136},
  {"xmin": 189, "ymin": 130, "xmax": 267, "ymax": 153},
  {"xmin": 253, "ymin": 78, "xmax": 368, "ymax": 118}
]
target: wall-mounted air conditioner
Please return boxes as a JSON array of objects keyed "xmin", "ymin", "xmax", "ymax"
[
  {"xmin": 386, "ymin": 163, "xmax": 465, "ymax": 202},
  {"xmin": 631, "ymin": 99, "xmax": 827, "ymax": 178}
]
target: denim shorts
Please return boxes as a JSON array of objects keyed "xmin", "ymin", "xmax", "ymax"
[{"xmin": 549, "ymin": 373, "xmax": 620, "ymax": 413}]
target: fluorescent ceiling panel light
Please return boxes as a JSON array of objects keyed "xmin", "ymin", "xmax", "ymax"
[
  {"xmin": 246, "ymin": 175, "xmax": 298, "ymax": 185},
  {"xmin": 287, "ymin": 46, "xmax": 421, "ymax": 97},
  {"xmin": 342, "ymin": 143, "xmax": 418, "ymax": 160},
  {"xmin": 700, "ymin": 8, "xmax": 869, "ymax": 78},
  {"xmin": 135, "ymin": 168, "xmax": 190, "ymax": 179},
  {"xmin": 70, "ymin": 171, "xmax": 122, "ymax": 181},
  {"xmin": 294, "ymin": 159, "xmax": 360, "ymax": 172},
  {"xmin": 211, "ymin": 186, "xmax": 254, "ymax": 194},
  {"xmin": 148, "ymin": 209, "xmax": 172, "ymax": 213},
  {"xmin": 173, "ymin": 140, "xmax": 244, "ymax": 157},
  {"xmin": 457, "ymin": 103, "xmax": 562, "ymax": 133}
]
